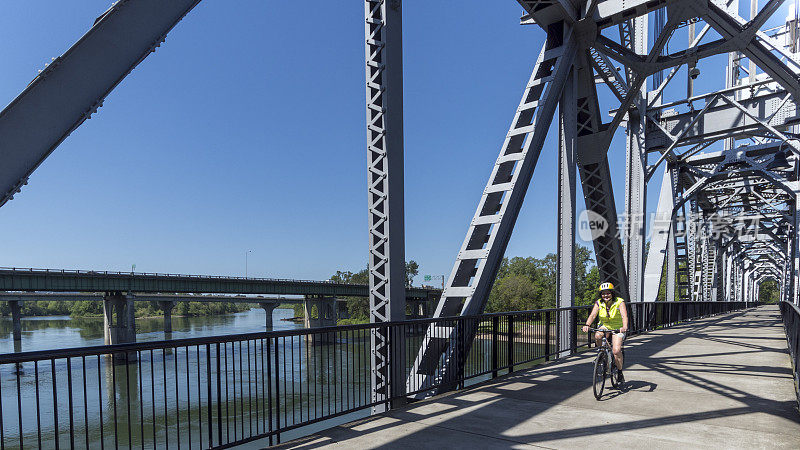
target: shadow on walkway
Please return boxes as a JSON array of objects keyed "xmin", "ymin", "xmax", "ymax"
[{"xmin": 274, "ymin": 306, "xmax": 800, "ymax": 449}]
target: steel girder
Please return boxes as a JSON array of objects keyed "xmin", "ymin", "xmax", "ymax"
[
  {"xmin": 643, "ymin": 165, "xmax": 677, "ymax": 302},
  {"xmin": 407, "ymin": 26, "xmax": 578, "ymax": 395},
  {"xmin": 364, "ymin": 0, "xmax": 407, "ymax": 411},
  {"xmin": 624, "ymin": 12, "xmax": 649, "ymax": 304},
  {"xmin": 0, "ymin": 0, "xmax": 204, "ymax": 209},
  {"xmin": 646, "ymin": 88, "xmax": 800, "ymax": 154},
  {"xmin": 557, "ymin": 65, "xmax": 578, "ymax": 356}
]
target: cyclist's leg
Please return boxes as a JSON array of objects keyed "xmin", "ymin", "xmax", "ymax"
[
  {"xmin": 594, "ymin": 330, "xmax": 604, "ymax": 348},
  {"xmin": 611, "ymin": 333, "xmax": 625, "ymax": 370}
]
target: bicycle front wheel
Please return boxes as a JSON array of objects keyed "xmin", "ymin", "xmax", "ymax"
[{"xmin": 593, "ymin": 352, "xmax": 606, "ymax": 400}]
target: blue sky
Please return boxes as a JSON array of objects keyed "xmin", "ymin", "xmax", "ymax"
[{"xmin": 0, "ymin": 1, "xmax": 791, "ymax": 283}]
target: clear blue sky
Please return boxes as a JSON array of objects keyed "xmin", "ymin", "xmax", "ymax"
[{"xmin": 0, "ymin": 1, "xmax": 790, "ymax": 282}]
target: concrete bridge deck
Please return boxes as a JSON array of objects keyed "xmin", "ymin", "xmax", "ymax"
[{"xmin": 278, "ymin": 306, "xmax": 800, "ymax": 449}]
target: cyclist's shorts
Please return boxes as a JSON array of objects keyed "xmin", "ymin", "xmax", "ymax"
[{"xmin": 599, "ymin": 328, "xmax": 625, "ymax": 340}]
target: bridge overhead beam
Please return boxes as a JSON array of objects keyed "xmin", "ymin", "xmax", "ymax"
[{"xmin": 645, "ymin": 89, "xmax": 798, "ymax": 153}]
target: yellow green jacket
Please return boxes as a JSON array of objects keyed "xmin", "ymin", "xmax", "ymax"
[{"xmin": 597, "ymin": 297, "xmax": 625, "ymax": 330}]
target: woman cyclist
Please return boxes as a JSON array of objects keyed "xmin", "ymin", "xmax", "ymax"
[{"xmin": 582, "ymin": 282, "xmax": 629, "ymax": 382}]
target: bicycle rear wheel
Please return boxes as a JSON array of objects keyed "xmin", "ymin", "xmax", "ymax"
[{"xmin": 593, "ymin": 352, "xmax": 606, "ymax": 400}]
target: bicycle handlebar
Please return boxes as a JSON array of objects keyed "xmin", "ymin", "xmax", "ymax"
[{"xmin": 586, "ymin": 327, "xmax": 623, "ymax": 333}]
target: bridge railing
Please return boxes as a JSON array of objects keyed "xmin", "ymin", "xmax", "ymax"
[
  {"xmin": 779, "ymin": 301, "xmax": 800, "ymax": 409},
  {"xmin": 0, "ymin": 301, "xmax": 752, "ymax": 448},
  {"xmin": 0, "ymin": 266, "xmax": 356, "ymax": 284}
]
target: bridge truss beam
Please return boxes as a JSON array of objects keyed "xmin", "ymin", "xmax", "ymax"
[{"xmin": 364, "ymin": 0, "xmax": 407, "ymax": 411}]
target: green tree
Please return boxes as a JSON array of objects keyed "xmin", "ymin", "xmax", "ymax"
[
  {"xmin": 579, "ymin": 266, "xmax": 601, "ymax": 305},
  {"xmin": 487, "ymin": 244, "xmax": 598, "ymax": 312},
  {"xmin": 326, "ymin": 260, "xmax": 419, "ymax": 323},
  {"xmin": 758, "ymin": 279, "xmax": 780, "ymax": 303},
  {"xmin": 486, "ymin": 274, "xmax": 539, "ymax": 312},
  {"xmin": 405, "ymin": 260, "xmax": 419, "ymax": 287}
]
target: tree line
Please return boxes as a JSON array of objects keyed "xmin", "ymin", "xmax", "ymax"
[
  {"xmin": 318, "ymin": 248, "xmax": 601, "ymax": 323},
  {"xmin": 0, "ymin": 300, "xmax": 251, "ymax": 318}
]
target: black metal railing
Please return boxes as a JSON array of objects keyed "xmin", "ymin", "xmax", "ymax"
[
  {"xmin": 0, "ymin": 301, "xmax": 752, "ymax": 448},
  {"xmin": 779, "ymin": 301, "xmax": 800, "ymax": 409}
]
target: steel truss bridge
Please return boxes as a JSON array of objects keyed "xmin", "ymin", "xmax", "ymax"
[{"xmin": 1, "ymin": 0, "xmax": 800, "ymax": 443}]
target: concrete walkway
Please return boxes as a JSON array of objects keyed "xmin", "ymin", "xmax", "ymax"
[{"xmin": 276, "ymin": 306, "xmax": 800, "ymax": 449}]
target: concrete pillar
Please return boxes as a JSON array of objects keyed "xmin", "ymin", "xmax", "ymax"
[
  {"xmin": 303, "ymin": 295, "xmax": 336, "ymax": 345},
  {"xmin": 9, "ymin": 300, "xmax": 22, "ymax": 341},
  {"xmin": 336, "ymin": 299, "xmax": 350, "ymax": 319},
  {"xmin": 103, "ymin": 292, "xmax": 136, "ymax": 362},
  {"xmin": 259, "ymin": 301, "xmax": 279, "ymax": 330},
  {"xmin": 158, "ymin": 300, "xmax": 177, "ymax": 334}
]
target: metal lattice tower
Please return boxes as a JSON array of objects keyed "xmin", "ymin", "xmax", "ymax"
[{"xmin": 364, "ymin": 0, "xmax": 406, "ymax": 411}]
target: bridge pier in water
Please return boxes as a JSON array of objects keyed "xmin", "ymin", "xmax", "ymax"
[
  {"xmin": 259, "ymin": 300, "xmax": 279, "ymax": 329},
  {"xmin": 103, "ymin": 292, "xmax": 136, "ymax": 361},
  {"xmin": 8, "ymin": 299, "xmax": 21, "ymax": 341},
  {"xmin": 158, "ymin": 300, "xmax": 176, "ymax": 334},
  {"xmin": 304, "ymin": 295, "xmax": 337, "ymax": 345}
]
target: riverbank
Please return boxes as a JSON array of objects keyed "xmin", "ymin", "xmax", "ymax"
[{"xmin": 0, "ymin": 300, "xmax": 255, "ymax": 319}]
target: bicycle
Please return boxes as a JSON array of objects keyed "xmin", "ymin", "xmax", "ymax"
[{"xmin": 588, "ymin": 327, "xmax": 624, "ymax": 400}]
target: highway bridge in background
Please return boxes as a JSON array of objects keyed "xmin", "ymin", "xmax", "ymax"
[
  {"xmin": 0, "ymin": 267, "xmax": 440, "ymax": 342},
  {"xmin": 0, "ymin": 267, "xmax": 437, "ymax": 299}
]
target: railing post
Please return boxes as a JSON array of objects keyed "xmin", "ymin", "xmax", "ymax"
[
  {"xmin": 216, "ymin": 342, "xmax": 222, "ymax": 445},
  {"xmin": 545, "ymin": 311, "xmax": 551, "ymax": 360},
  {"xmin": 570, "ymin": 309, "xmax": 577, "ymax": 355},
  {"xmin": 274, "ymin": 337, "xmax": 281, "ymax": 444},
  {"xmin": 267, "ymin": 338, "xmax": 273, "ymax": 447},
  {"xmin": 206, "ymin": 344, "xmax": 213, "ymax": 447},
  {"xmin": 459, "ymin": 320, "xmax": 468, "ymax": 390},
  {"xmin": 491, "ymin": 316, "xmax": 499, "ymax": 378},
  {"xmin": 507, "ymin": 316, "xmax": 514, "ymax": 373}
]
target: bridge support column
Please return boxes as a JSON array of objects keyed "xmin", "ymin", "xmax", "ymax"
[
  {"xmin": 158, "ymin": 300, "xmax": 177, "ymax": 335},
  {"xmin": 259, "ymin": 301, "xmax": 279, "ymax": 330},
  {"xmin": 103, "ymin": 293, "xmax": 136, "ymax": 361},
  {"xmin": 336, "ymin": 300, "xmax": 350, "ymax": 319},
  {"xmin": 9, "ymin": 300, "xmax": 22, "ymax": 341},
  {"xmin": 644, "ymin": 166, "xmax": 677, "ymax": 302},
  {"xmin": 303, "ymin": 295, "xmax": 336, "ymax": 345},
  {"xmin": 556, "ymin": 65, "xmax": 576, "ymax": 356}
]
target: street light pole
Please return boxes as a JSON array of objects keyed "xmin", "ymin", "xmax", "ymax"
[{"xmin": 245, "ymin": 250, "xmax": 252, "ymax": 278}]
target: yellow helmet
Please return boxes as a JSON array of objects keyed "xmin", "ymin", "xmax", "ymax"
[{"xmin": 598, "ymin": 282, "xmax": 614, "ymax": 292}]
